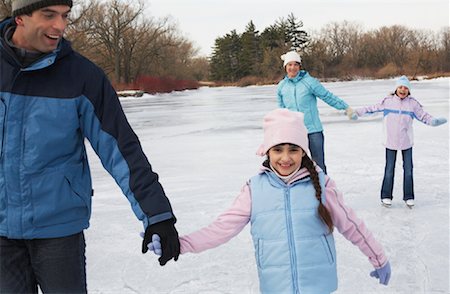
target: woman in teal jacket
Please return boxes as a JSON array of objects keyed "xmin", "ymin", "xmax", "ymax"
[{"xmin": 277, "ymin": 51, "xmax": 355, "ymax": 174}]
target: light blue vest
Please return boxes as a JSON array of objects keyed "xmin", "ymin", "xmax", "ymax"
[{"xmin": 250, "ymin": 171, "xmax": 337, "ymax": 294}]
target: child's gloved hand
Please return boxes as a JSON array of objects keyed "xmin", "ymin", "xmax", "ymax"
[
  {"xmin": 345, "ymin": 107, "xmax": 358, "ymax": 120},
  {"xmin": 370, "ymin": 261, "xmax": 391, "ymax": 285},
  {"xmin": 140, "ymin": 232, "xmax": 162, "ymax": 256},
  {"xmin": 148, "ymin": 234, "xmax": 162, "ymax": 256},
  {"xmin": 431, "ymin": 117, "xmax": 447, "ymax": 126},
  {"xmin": 142, "ymin": 219, "xmax": 180, "ymax": 266}
]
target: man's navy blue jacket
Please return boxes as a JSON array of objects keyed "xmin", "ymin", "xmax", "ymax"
[{"xmin": 0, "ymin": 18, "xmax": 175, "ymax": 239}]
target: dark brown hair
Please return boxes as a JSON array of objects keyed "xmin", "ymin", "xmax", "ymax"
[
  {"xmin": 392, "ymin": 89, "xmax": 411, "ymax": 96},
  {"xmin": 301, "ymin": 155, "xmax": 334, "ymax": 233}
]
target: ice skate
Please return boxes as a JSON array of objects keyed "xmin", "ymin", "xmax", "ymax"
[
  {"xmin": 405, "ymin": 199, "xmax": 415, "ymax": 209},
  {"xmin": 381, "ymin": 198, "xmax": 392, "ymax": 207}
]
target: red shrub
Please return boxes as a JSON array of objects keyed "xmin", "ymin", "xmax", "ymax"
[{"xmin": 113, "ymin": 76, "xmax": 199, "ymax": 94}]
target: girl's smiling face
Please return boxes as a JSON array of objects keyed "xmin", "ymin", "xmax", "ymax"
[
  {"xmin": 396, "ymin": 86, "xmax": 410, "ymax": 99},
  {"xmin": 268, "ymin": 143, "xmax": 304, "ymax": 176}
]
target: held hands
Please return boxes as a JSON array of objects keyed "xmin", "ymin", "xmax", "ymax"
[
  {"xmin": 147, "ymin": 234, "xmax": 162, "ymax": 256},
  {"xmin": 370, "ymin": 261, "xmax": 391, "ymax": 285},
  {"xmin": 431, "ymin": 117, "xmax": 447, "ymax": 126},
  {"xmin": 345, "ymin": 107, "xmax": 358, "ymax": 120},
  {"xmin": 139, "ymin": 232, "xmax": 161, "ymax": 255},
  {"xmin": 142, "ymin": 219, "xmax": 180, "ymax": 266}
]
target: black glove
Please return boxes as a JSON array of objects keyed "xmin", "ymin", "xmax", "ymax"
[{"xmin": 142, "ymin": 219, "xmax": 180, "ymax": 266}]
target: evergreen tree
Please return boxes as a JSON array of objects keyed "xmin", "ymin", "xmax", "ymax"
[
  {"xmin": 260, "ymin": 24, "xmax": 285, "ymax": 50},
  {"xmin": 240, "ymin": 21, "xmax": 262, "ymax": 76},
  {"xmin": 210, "ymin": 30, "xmax": 242, "ymax": 82},
  {"xmin": 260, "ymin": 23, "xmax": 290, "ymax": 77},
  {"xmin": 284, "ymin": 13, "xmax": 309, "ymax": 51}
]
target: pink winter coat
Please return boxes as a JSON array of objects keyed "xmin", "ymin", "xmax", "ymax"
[
  {"xmin": 180, "ymin": 166, "xmax": 388, "ymax": 269},
  {"xmin": 355, "ymin": 95, "xmax": 434, "ymax": 150}
]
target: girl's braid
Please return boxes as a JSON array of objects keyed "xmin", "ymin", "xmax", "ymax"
[{"xmin": 302, "ymin": 156, "xmax": 334, "ymax": 233}]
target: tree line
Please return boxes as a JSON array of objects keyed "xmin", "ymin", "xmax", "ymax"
[
  {"xmin": 211, "ymin": 17, "xmax": 450, "ymax": 83},
  {"xmin": 1, "ymin": 0, "xmax": 449, "ymax": 85},
  {"xmin": 210, "ymin": 13, "xmax": 309, "ymax": 82}
]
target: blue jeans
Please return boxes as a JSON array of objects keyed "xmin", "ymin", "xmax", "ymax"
[
  {"xmin": 381, "ymin": 148, "xmax": 414, "ymax": 201},
  {"xmin": 0, "ymin": 232, "xmax": 87, "ymax": 293},
  {"xmin": 308, "ymin": 131, "xmax": 327, "ymax": 174}
]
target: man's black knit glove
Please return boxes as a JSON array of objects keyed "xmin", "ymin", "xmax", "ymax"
[{"xmin": 142, "ymin": 219, "xmax": 180, "ymax": 266}]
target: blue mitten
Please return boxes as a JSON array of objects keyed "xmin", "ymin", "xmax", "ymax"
[
  {"xmin": 370, "ymin": 261, "xmax": 391, "ymax": 285},
  {"xmin": 139, "ymin": 233, "xmax": 162, "ymax": 256},
  {"xmin": 345, "ymin": 107, "xmax": 358, "ymax": 120},
  {"xmin": 431, "ymin": 117, "xmax": 447, "ymax": 126},
  {"xmin": 148, "ymin": 234, "xmax": 162, "ymax": 256},
  {"xmin": 142, "ymin": 219, "xmax": 180, "ymax": 266}
]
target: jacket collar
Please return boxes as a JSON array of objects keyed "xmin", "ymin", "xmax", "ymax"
[
  {"xmin": 284, "ymin": 70, "xmax": 307, "ymax": 83},
  {"xmin": 393, "ymin": 94, "xmax": 411, "ymax": 101},
  {"xmin": 260, "ymin": 164, "xmax": 312, "ymax": 186}
]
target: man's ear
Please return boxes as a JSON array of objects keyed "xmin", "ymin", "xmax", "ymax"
[{"xmin": 15, "ymin": 15, "xmax": 24, "ymax": 26}]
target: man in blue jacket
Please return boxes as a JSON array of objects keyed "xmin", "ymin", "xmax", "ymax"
[{"xmin": 0, "ymin": 0, "xmax": 179, "ymax": 292}]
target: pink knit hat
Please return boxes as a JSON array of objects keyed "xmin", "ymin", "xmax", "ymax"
[{"xmin": 256, "ymin": 109, "xmax": 310, "ymax": 156}]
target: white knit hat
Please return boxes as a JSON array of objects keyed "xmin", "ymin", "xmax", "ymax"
[
  {"xmin": 256, "ymin": 109, "xmax": 310, "ymax": 157},
  {"xmin": 281, "ymin": 51, "xmax": 301, "ymax": 67}
]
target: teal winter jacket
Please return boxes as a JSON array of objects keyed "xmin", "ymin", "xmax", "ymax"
[
  {"xmin": 277, "ymin": 71, "xmax": 348, "ymax": 133},
  {"xmin": 0, "ymin": 18, "xmax": 174, "ymax": 239},
  {"xmin": 250, "ymin": 170, "xmax": 337, "ymax": 294}
]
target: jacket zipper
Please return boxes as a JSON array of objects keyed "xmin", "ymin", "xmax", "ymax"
[
  {"xmin": 284, "ymin": 187, "xmax": 300, "ymax": 293},
  {"xmin": 0, "ymin": 97, "xmax": 6, "ymax": 159}
]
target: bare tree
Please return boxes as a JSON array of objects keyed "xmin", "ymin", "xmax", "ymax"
[
  {"xmin": 0, "ymin": 0, "xmax": 11, "ymax": 19},
  {"xmin": 91, "ymin": 0, "xmax": 143, "ymax": 83},
  {"xmin": 320, "ymin": 21, "xmax": 363, "ymax": 65},
  {"xmin": 374, "ymin": 25, "xmax": 413, "ymax": 71},
  {"xmin": 130, "ymin": 16, "xmax": 181, "ymax": 80},
  {"xmin": 408, "ymin": 30, "xmax": 437, "ymax": 78},
  {"xmin": 67, "ymin": 0, "xmax": 197, "ymax": 84},
  {"xmin": 65, "ymin": 0, "xmax": 97, "ymax": 52},
  {"xmin": 438, "ymin": 28, "xmax": 450, "ymax": 72},
  {"xmin": 188, "ymin": 56, "xmax": 210, "ymax": 81},
  {"xmin": 302, "ymin": 37, "xmax": 332, "ymax": 78}
]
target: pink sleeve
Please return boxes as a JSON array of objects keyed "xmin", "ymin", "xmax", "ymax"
[
  {"xmin": 179, "ymin": 183, "xmax": 252, "ymax": 254},
  {"xmin": 411, "ymin": 98, "xmax": 434, "ymax": 125},
  {"xmin": 324, "ymin": 176, "xmax": 388, "ymax": 268},
  {"xmin": 355, "ymin": 99, "xmax": 385, "ymax": 117}
]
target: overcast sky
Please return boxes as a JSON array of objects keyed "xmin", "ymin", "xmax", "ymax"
[{"xmin": 143, "ymin": 0, "xmax": 449, "ymax": 56}]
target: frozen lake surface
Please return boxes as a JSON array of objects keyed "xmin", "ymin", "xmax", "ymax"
[{"xmin": 85, "ymin": 78, "xmax": 449, "ymax": 293}]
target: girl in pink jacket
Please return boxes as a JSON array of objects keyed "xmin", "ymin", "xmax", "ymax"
[
  {"xmin": 352, "ymin": 76, "xmax": 447, "ymax": 208},
  {"xmin": 148, "ymin": 109, "xmax": 391, "ymax": 293}
]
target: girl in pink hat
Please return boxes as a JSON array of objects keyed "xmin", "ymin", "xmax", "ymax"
[
  {"xmin": 351, "ymin": 76, "xmax": 447, "ymax": 208},
  {"xmin": 148, "ymin": 108, "xmax": 391, "ymax": 293}
]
